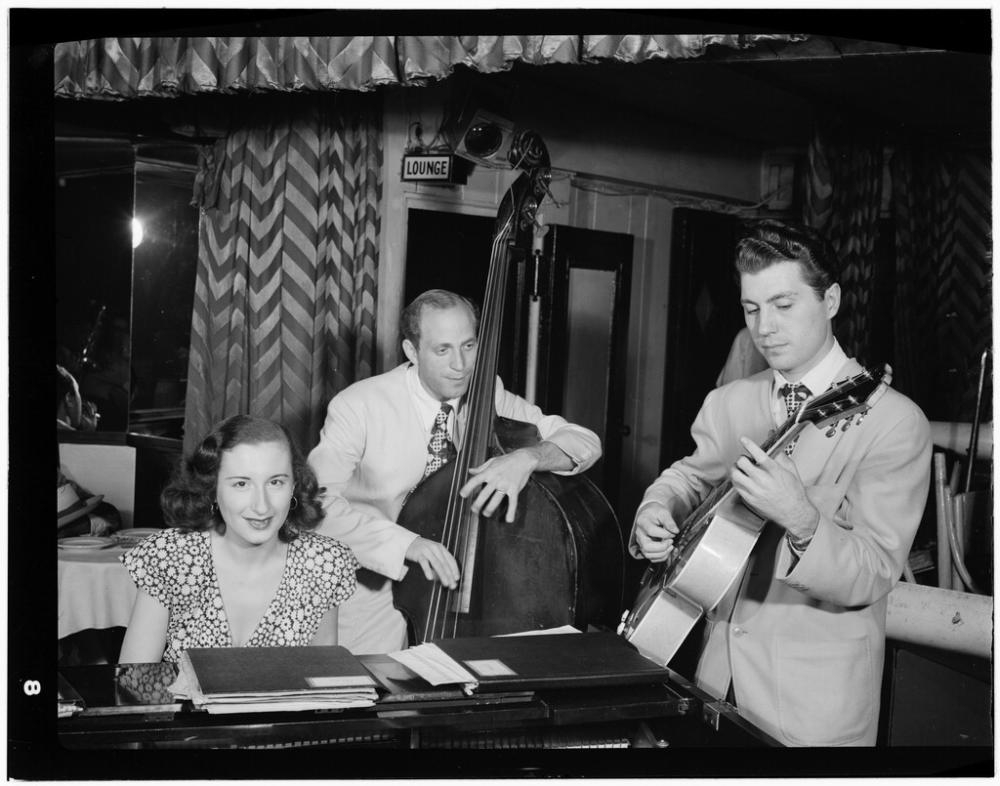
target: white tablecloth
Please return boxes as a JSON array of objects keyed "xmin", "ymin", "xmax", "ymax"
[{"xmin": 58, "ymin": 545, "xmax": 137, "ymax": 639}]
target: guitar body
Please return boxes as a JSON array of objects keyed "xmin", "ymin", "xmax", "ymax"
[
  {"xmin": 621, "ymin": 498, "xmax": 765, "ymax": 666},
  {"xmin": 670, "ymin": 496, "xmax": 765, "ymax": 611}
]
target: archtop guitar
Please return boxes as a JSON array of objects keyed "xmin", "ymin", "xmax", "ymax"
[{"xmin": 618, "ymin": 364, "xmax": 892, "ymax": 666}]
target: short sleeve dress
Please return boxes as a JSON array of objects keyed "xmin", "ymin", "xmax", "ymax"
[{"xmin": 121, "ymin": 528, "xmax": 359, "ymax": 663}]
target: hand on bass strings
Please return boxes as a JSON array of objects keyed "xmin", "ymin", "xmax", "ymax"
[
  {"xmin": 405, "ymin": 536, "xmax": 461, "ymax": 589},
  {"xmin": 731, "ymin": 436, "xmax": 819, "ymax": 542},
  {"xmin": 633, "ymin": 502, "xmax": 679, "ymax": 563},
  {"xmin": 459, "ymin": 449, "xmax": 539, "ymax": 523}
]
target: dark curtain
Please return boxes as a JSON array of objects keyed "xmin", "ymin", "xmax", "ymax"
[
  {"xmin": 802, "ymin": 123, "xmax": 884, "ymax": 363},
  {"xmin": 804, "ymin": 120, "xmax": 991, "ymax": 422},
  {"xmin": 891, "ymin": 146, "xmax": 991, "ymax": 421}
]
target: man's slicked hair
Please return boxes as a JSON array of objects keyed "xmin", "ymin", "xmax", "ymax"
[{"xmin": 735, "ymin": 219, "xmax": 840, "ymax": 299}]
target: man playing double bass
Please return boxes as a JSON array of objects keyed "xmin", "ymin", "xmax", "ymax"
[
  {"xmin": 631, "ymin": 220, "xmax": 931, "ymax": 746},
  {"xmin": 309, "ymin": 289, "xmax": 601, "ymax": 655}
]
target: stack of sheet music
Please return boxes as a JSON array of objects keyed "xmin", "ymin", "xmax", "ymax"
[
  {"xmin": 389, "ymin": 629, "xmax": 671, "ymax": 695},
  {"xmin": 172, "ymin": 646, "xmax": 378, "ymax": 714}
]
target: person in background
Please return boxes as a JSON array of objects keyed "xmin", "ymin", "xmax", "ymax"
[
  {"xmin": 716, "ymin": 326, "xmax": 768, "ymax": 388},
  {"xmin": 56, "ymin": 365, "xmax": 83, "ymax": 431},
  {"xmin": 57, "ymin": 462, "xmax": 121, "ymax": 538},
  {"xmin": 80, "ymin": 317, "xmax": 132, "ymax": 432},
  {"xmin": 56, "ymin": 364, "xmax": 101, "ymax": 432},
  {"xmin": 308, "ymin": 289, "xmax": 602, "ymax": 654},
  {"xmin": 57, "ymin": 365, "xmax": 119, "ymax": 537},
  {"xmin": 630, "ymin": 220, "xmax": 931, "ymax": 746},
  {"xmin": 118, "ymin": 415, "xmax": 358, "ymax": 664}
]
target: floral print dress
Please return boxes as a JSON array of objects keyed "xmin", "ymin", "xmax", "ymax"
[{"xmin": 121, "ymin": 528, "xmax": 358, "ymax": 663}]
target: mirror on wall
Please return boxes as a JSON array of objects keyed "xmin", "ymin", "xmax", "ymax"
[
  {"xmin": 55, "ymin": 138, "xmax": 135, "ymax": 432},
  {"xmin": 55, "ymin": 137, "xmax": 200, "ymax": 439},
  {"xmin": 129, "ymin": 146, "xmax": 199, "ymax": 438}
]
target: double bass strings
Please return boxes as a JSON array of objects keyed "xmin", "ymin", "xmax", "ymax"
[{"xmin": 424, "ymin": 192, "xmax": 519, "ymax": 641}]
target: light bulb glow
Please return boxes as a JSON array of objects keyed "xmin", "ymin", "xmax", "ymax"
[{"xmin": 132, "ymin": 218, "xmax": 144, "ymax": 249}]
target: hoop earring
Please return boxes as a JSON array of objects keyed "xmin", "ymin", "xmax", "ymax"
[{"xmin": 289, "ymin": 496, "xmax": 298, "ymax": 510}]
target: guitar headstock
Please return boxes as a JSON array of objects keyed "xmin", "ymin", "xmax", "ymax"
[{"xmin": 797, "ymin": 363, "xmax": 892, "ymax": 432}]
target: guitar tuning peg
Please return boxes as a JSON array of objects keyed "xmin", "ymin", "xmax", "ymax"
[
  {"xmin": 841, "ymin": 417, "xmax": 853, "ymax": 432},
  {"xmin": 825, "ymin": 424, "xmax": 838, "ymax": 438},
  {"xmin": 855, "ymin": 411, "xmax": 867, "ymax": 426}
]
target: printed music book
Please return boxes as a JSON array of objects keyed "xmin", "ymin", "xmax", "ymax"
[
  {"xmin": 392, "ymin": 632, "xmax": 671, "ymax": 693},
  {"xmin": 176, "ymin": 646, "xmax": 378, "ymax": 714}
]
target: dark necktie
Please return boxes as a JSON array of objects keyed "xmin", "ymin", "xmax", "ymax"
[
  {"xmin": 423, "ymin": 403, "xmax": 457, "ymax": 479},
  {"xmin": 779, "ymin": 382, "xmax": 811, "ymax": 456}
]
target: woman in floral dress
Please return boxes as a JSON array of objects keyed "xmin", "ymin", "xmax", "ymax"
[{"xmin": 119, "ymin": 415, "xmax": 358, "ymax": 663}]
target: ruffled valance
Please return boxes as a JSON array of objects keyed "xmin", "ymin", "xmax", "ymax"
[{"xmin": 54, "ymin": 34, "xmax": 806, "ymax": 100}]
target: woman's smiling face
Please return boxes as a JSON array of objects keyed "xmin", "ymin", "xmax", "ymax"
[{"xmin": 214, "ymin": 439, "xmax": 294, "ymax": 548}]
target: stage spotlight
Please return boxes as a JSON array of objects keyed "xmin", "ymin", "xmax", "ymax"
[{"xmin": 453, "ymin": 110, "xmax": 517, "ymax": 169}]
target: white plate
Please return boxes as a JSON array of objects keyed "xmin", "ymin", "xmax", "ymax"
[
  {"xmin": 118, "ymin": 528, "xmax": 162, "ymax": 538},
  {"xmin": 58, "ymin": 536, "xmax": 117, "ymax": 550}
]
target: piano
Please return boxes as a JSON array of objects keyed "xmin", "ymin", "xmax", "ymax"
[{"xmin": 57, "ymin": 658, "xmax": 778, "ymax": 751}]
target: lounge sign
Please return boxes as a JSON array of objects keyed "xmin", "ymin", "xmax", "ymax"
[{"xmin": 402, "ymin": 154, "xmax": 457, "ymax": 182}]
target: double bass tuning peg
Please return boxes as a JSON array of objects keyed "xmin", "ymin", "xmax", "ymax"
[{"xmin": 519, "ymin": 200, "xmax": 539, "ymax": 230}]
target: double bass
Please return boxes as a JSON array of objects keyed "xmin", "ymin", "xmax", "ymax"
[{"xmin": 393, "ymin": 131, "xmax": 624, "ymax": 642}]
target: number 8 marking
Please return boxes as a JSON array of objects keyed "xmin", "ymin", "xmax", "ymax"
[{"xmin": 23, "ymin": 680, "xmax": 41, "ymax": 696}]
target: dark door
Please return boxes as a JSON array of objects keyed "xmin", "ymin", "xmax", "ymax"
[
  {"xmin": 403, "ymin": 208, "xmax": 519, "ymax": 385},
  {"xmin": 660, "ymin": 208, "xmax": 745, "ymax": 468}
]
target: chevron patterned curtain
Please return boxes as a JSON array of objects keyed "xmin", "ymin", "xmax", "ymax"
[
  {"xmin": 891, "ymin": 147, "xmax": 991, "ymax": 421},
  {"xmin": 53, "ymin": 35, "xmax": 806, "ymax": 98},
  {"xmin": 802, "ymin": 125, "xmax": 884, "ymax": 363},
  {"xmin": 183, "ymin": 97, "xmax": 381, "ymax": 454}
]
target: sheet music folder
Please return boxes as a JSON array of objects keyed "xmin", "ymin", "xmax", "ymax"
[
  {"xmin": 184, "ymin": 645, "xmax": 376, "ymax": 696},
  {"xmin": 430, "ymin": 632, "xmax": 671, "ymax": 692}
]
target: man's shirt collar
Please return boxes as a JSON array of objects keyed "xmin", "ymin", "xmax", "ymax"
[{"xmin": 771, "ymin": 339, "xmax": 848, "ymax": 400}]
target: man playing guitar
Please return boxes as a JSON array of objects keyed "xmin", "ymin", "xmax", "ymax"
[{"xmin": 631, "ymin": 220, "xmax": 931, "ymax": 746}]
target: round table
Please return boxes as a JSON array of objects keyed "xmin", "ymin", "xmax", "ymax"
[{"xmin": 58, "ymin": 545, "xmax": 137, "ymax": 639}]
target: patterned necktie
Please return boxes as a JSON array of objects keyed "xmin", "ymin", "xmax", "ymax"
[
  {"xmin": 423, "ymin": 403, "xmax": 457, "ymax": 479},
  {"xmin": 779, "ymin": 382, "xmax": 811, "ymax": 456}
]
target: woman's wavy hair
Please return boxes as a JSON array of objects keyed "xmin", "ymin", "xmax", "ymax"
[
  {"xmin": 160, "ymin": 415, "xmax": 324, "ymax": 543},
  {"xmin": 734, "ymin": 219, "xmax": 840, "ymax": 299}
]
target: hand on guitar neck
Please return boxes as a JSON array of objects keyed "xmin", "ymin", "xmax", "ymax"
[{"xmin": 731, "ymin": 436, "xmax": 820, "ymax": 544}]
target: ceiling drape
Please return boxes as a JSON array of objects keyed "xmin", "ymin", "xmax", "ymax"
[{"xmin": 53, "ymin": 34, "xmax": 806, "ymax": 99}]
